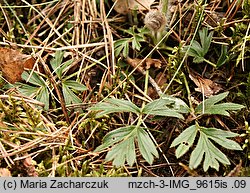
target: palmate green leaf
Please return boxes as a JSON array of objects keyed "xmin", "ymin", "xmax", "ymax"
[
  {"xmin": 189, "ymin": 134, "xmax": 205, "ymax": 170},
  {"xmin": 200, "ymin": 127, "xmax": 242, "ymax": 150},
  {"xmin": 88, "ymin": 98, "xmax": 140, "ymax": 117},
  {"xmin": 161, "ymin": 95, "xmax": 190, "ymax": 113},
  {"xmin": 172, "ymin": 124, "xmax": 242, "ymax": 171},
  {"xmin": 95, "ymin": 126, "xmax": 157, "ymax": 166},
  {"xmin": 122, "ymin": 41, "xmax": 129, "ymax": 57},
  {"xmin": 20, "ymin": 71, "xmax": 50, "ymax": 109},
  {"xmin": 138, "ymin": 27, "xmax": 150, "ymax": 34},
  {"xmin": 137, "ymin": 127, "xmax": 159, "ymax": 164},
  {"xmin": 50, "ymin": 50, "xmax": 64, "ymax": 77},
  {"xmin": 62, "ymin": 83, "xmax": 82, "ymax": 105},
  {"xmin": 22, "ymin": 71, "xmax": 46, "ymax": 87},
  {"xmin": 132, "ymin": 36, "xmax": 141, "ymax": 51},
  {"xmin": 199, "ymin": 92, "xmax": 228, "ymax": 107},
  {"xmin": 197, "ymin": 103, "xmax": 244, "ymax": 116},
  {"xmin": 132, "ymin": 35, "xmax": 145, "ymax": 51},
  {"xmin": 188, "ymin": 40, "xmax": 204, "ymax": 57},
  {"xmin": 144, "ymin": 106, "xmax": 184, "ymax": 119},
  {"xmin": 143, "ymin": 95, "xmax": 189, "ymax": 119},
  {"xmin": 199, "ymin": 28, "xmax": 213, "ymax": 54},
  {"xmin": 57, "ymin": 59, "xmax": 74, "ymax": 79},
  {"xmin": 114, "ymin": 39, "xmax": 130, "ymax": 57},
  {"xmin": 95, "ymin": 126, "xmax": 136, "ymax": 152},
  {"xmin": 195, "ymin": 92, "xmax": 245, "ymax": 116},
  {"xmin": 63, "ymin": 80, "xmax": 87, "ymax": 91},
  {"xmin": 15, "ymin": 83, "xmax": 40, "ymax": 97},
  {"xmin": 193, "ymin": 56, "xmax": 205, "ymax": 63},
  {"xmin": 188, "ymin": 126, "xmax": 241, "ymax": 171},
  {"xmin": 190, "ymin": 132, "xmax": 230, "ymax": 171},
  {"xmin": 105, "ymin": 136, "xmax": 136, "ymax": 167},
  {"xmin": 170, "ymin": 125, "xmax": 198, "ymax": 158},
  {"xmin": 185, "ymin": 28, "xmax": 213, "ymax": 64},
  {"xmin": 36, "ymin": 87, "xmax": 50, "ymax": 110}
]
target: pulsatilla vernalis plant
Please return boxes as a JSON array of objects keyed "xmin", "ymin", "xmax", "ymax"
[
  {"xmin": 14, "ymin": 51, "xmax": 87, "ymax": 110},
  {"xmin": 89, "ymin": 92, "xmax": 244, "ymax": 172},
  {"xmin": 184, "ymin": 28, "xmax": 229, "ymax": 68}
]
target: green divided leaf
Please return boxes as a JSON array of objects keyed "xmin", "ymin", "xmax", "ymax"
[
  {"xmin": 95, "ymin": 126, "xmax": 158, "ymax": 166},
  {"xmin": 190, "ymin": 132, "xmax": 230, "ymax": 171},
  {"xmin": 95, "ymin": 126, "xmax": 136, "ymax": 152},
  {"xmin": 50, "ymin": 51, "xmax": 74, "ymax": 79},
  {"xmin": 19, "ymin": 71, "xmax": 50, "ymax": 110},
  {"xmin": 16, "ymin": 53, "xmax": 87, "ymax": 111},
  {"xmin": 15, "ymin": 83, "xmax": 40, "ymax": 96},
  {"xmin": 201, "ymin": 127, "xmax": 242, "ymax": 150},
  {"xmin": 89, "ymin": 96, "xmax": 189, "ymax": 119},
  {"xmin": 106, "ymin": 136, "xmax": 136, "ymax": 167},
  {"xmin": 188, "ymin": 40, "xmax": 204, "ymax": 58},
  {"xmin": 50, "ymin": 50, "xmax": 64, "ymax": 77},
  {"xmin": 199, "ymin": 27, "xmax": 213, "ymax": 54},
  {"xmin": 216, "ymin": 45, "xmax": 228, "ymax": 67},
  {"xmin": 132, "ymin": 35, "xmax": 144, "ymax": 51},
  {"xmin": 22, "ymin": 71, "xmax": 46, "ymax": 87},
  {"xmin": 195, "ymin": 92, "xmax": 245, "ymax": 116},
  {"xmin": 36, "ymin": 87, "xmax": 50, "ymax": 110},
  {"xmin": 114, "ymin": 27, "xmax": 147, "ymax": 57},
  {"xmin": 137, "ymin": 128, "xmax": 159, "ymax": 164},
  {"xmin": 63, "ymin": 80, "xmax": 87, "ymax": 91},
  {"xmin": 114, "ymin": 39, "xmax": 130, "ymax": 57},
  {"xmin": 171, "ymin": 124, "xmax": 242, "ymax": 172},
  {"xmin": 170, "ymin": 125, "xmax": 198, "ymax": 158},
  {"xmin": 62, "ymin": 83, "xmax": 82, "ymax": 105},
  {"xmin": 88, "ymin": 98, "xmax": 141, "ymax": 117},
  {"xmin": 143, "ymin": 95, "xmax": 190, "ymax": 119},
  {"xmin": 62, "ymin": 79, "xmax": 87, "ymax": 105},
  {"xmin": 184, "ymin": 27, "xmax": 213, "ymax": 64}
]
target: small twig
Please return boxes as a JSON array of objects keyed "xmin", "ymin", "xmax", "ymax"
[
  {"xmin": 0, "ymin": 141, "xmax": 14, "ymax": 166},
  {"xmin": 38, "ymin": 55, "xmax": 70, "ymax": 124},
  {"xmin": 0, "ymin": 40, "xmax": 107, "ymax": 50}
]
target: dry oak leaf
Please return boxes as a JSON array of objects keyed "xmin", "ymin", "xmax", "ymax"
[
  {"xmin": 189, "ymin": 71, "xmax": 222, "ymax": 97},
  {"xmin": 113, "ymin": 0, "xmax": 155, "ymax": 15},
  {"xmin": 0, "ymin": 47, "xmax": 35, "ymax": 83}
]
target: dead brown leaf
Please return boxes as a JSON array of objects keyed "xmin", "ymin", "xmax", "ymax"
[
  {"xmin": 0, "ymin": 47, "xmax": 35, "ymax": 83},
  {"xmin": 0, "ymin": 168, "xmax": 11, "ymax": 177},
  {"xmin": 189, "ymin": 71, "xmax": 222, "ymax": 97},
  {"xmin": 23, "ymin": 153, "xmax": 38, "ymax": 177},
  {"xmin": 145, "ymin": 58, "xmax": 161, "ymax": 69},
  {"xmin": 113, "ymin": 0, "xmax": 155, "ymax": 15},
  {"xmin": 126, "ymin": 57, "xmax": 162, "ymax": 70}
]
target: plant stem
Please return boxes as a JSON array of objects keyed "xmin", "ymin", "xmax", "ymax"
[
  {"xmin": 161, "ymin": 0, "xmax": 169, "ymax": 15},
  {"xmin": 136, "ymin": 69, "xmax": 149, "ymax": 128},
  {"xmin": 204, "ymin": 58, "xmax": 217, "ymax": 68},
  {"xmin": 182, "ymin": 72, "xmax": 195, "ymax": 114}
]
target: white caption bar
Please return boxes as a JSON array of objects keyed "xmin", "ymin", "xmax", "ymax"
[{"xmin": 0, "ymin": 177, "xmax": 249, "ymax": 193}]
